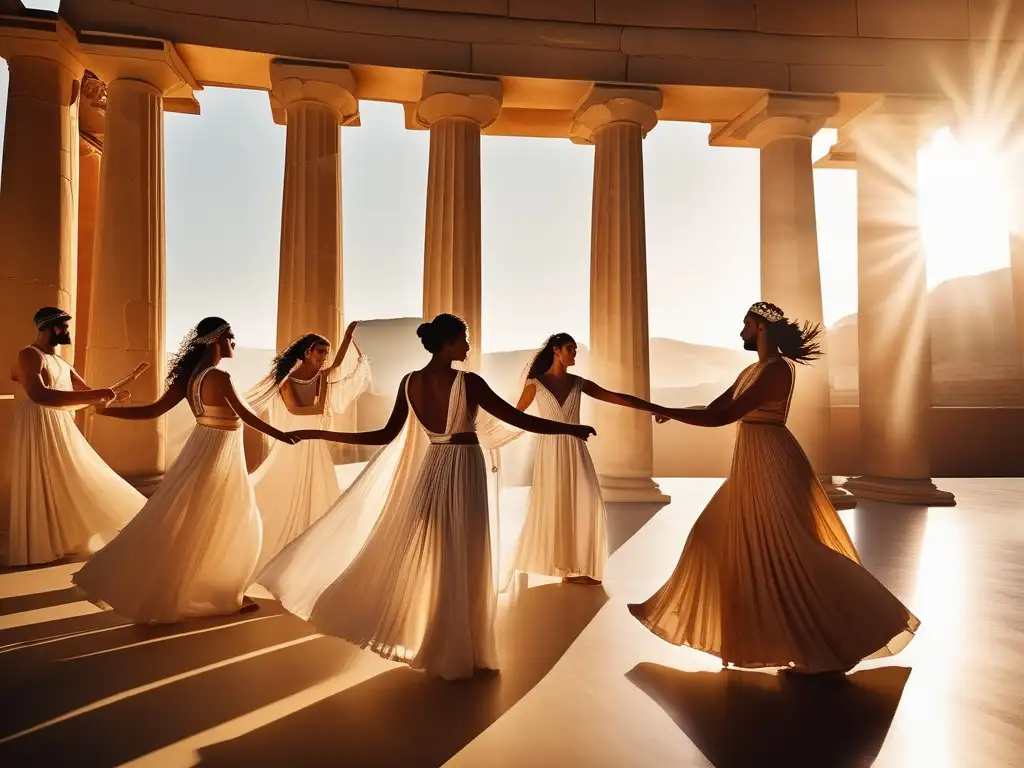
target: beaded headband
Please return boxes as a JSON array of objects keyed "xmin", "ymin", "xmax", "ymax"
[
  {"xmin": 748, "ymin": 302, "xmax": 785, "ymax": 324},
  {"xmin": 34, "ymin": 310, "xmax": 71, "ymax": 329},
  {"xmin": 195, "ymin": 323, "xmax": 230, "ymax": 345}
]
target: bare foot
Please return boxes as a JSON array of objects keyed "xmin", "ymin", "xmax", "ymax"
[{"xmin": 238, "ymin": 597, "xmax": 260, "ymax": 615}]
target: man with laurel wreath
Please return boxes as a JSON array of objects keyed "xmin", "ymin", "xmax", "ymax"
[{"xmin": 630, "ymin": 302, "xmax": 920, "ymax": 675}]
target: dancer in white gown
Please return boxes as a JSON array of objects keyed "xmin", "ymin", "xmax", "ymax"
[
  {"xmin": 7, "ymin": 307, "xmax": 147, "ymax": 566},
  {"xmin": 258, "ymin": 314, "xmax": 596, "ymax": 680},
  {"xmin": 512, "ymin": 332, "xmax": 666, "ymax": 586},
  {"xmin": 629, "ymin": 302, "xmax": 919, "ymax": 674},
  {"xmin": 246, "ymin": 321, "xmax": 370, "ymax": 570},
  {"xmin": 73, "ymin": 318, "xmax": 298, "ymax": 623}
]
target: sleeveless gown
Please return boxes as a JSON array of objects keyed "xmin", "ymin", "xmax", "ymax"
[
  {"xmin": 512, "ymin": 376, "xmax": 608, "ymax": 581},
  {"xmin": 250, "ymin": 362, "xmax": 369, "ymax": 572},
  {"xmin": 73, "ymin": 366, "xmax": 263, "ymax": 623},
  {"xmin": 7, "ymin": 351, "xmax": 145, "ymax": 566},
  {"xmin": 258, "ymin": 370, "xmax": 497, "ymax": 680},
  {"xmin": 629, "ymin": 357, "xmax": 919, "ymax": 672}
]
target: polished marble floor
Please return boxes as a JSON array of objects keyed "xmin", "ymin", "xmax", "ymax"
[{"xmin": 0, "ymin": 478, "xmax": 1021, "ymax": 767}]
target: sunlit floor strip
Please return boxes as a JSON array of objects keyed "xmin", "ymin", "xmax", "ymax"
[
  {"xmin": 0, "ymin": 619, "xmax": 132, "ymax": 654},
  {"xmin": 57, "ymin": 613, "xmax": 284, "ymax": 661},
  {"xmin": 0, "ymin": 634, "xmax": 320, "ymax": 745},
  {"xmin": 120, "ymin": 656, "xmax": 396, "ymax": 768},
  {"xmin": 0, "ymin": 600, "xmax": 101, "ymax": 632}
]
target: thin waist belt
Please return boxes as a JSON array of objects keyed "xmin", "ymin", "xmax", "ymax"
[
  {"xmin": 195, "ymin": 415, "xmax": 241, "ymax": 431},
  {"xmin": 429, "ymin": 431, "xmax": 479, "ymax": 445},
  {"xmin": 740, "ymin": 419, "xmax": 785, "ymax": 426}
]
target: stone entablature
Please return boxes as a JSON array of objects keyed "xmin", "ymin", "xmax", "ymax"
[{"xmin": 51, "ymin": 0, "xmax": 1006, "ymax": 137}]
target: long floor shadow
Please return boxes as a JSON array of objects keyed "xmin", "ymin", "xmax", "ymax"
[
  {"xmin": 628, "ymin": 663, "xmax": 911, "ymax": 767},
  {"xmin": 0, "ymin": 632, "xmax": 359, "ymax": 766},
  {"xmin": 0, "ymin": 586, "xmax": 84, "ymax": 616},
  {"xmin": 606, "ymin": 501, "xmax": 669, "ymax": 556},
  {"xmin": 197, "ymin": 581, "xmax": 610, "ymax": 767},
  {"xmin": 0, "ymin": 601, "xmax": 309, "ymax": 741}
]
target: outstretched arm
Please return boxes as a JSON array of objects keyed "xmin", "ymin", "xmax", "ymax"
[
  {"xmin": 657, "ymin": 363, "xmax": 790, "ymax": 428},
  {"xmin": 515, "ymin": 381, "xmax": 537, "ymax": 411},
  {"xmin": 293, "ymin": 376, "xmax": 409, "ymax": 446},
  {"xmin": 653, "ymin": 382, "xmax": 735, "ymax": 424},
  {"xmin": 467, "ymin": 374, "xmax": 594, "ymax": 439},
  {"xmin": 95, "ymin": 379, "xmax": 187, "ymax": 420},
  {"xmin": 211, "ymin": 370, "xmax": 297, "ymax": 443},
  {"xmin": 581, "ymin": 378, "xmax": 664, "ymax": 413},
  {"xmin": 326, "ymin": 321, "xmax": 358, "ymax": 373},
  {"xmin": 16, "ymin": 348, "xmax": 116, "ymax": 409}
]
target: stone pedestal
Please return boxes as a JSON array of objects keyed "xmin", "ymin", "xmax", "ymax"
[
  {"xmin": 843, "ymin": 99, "xmax": 955, "ymax": 506},
  {"xmin": 712, "ymin": 93, "xmax": 854, "ymax": 509},
  {"xmin": 0, "ymin": 19, "xmax": 84, "ymax": 528},
  {"xmin": 77, "ymin": 36, "xmax": 198, "ymax": 493},
  {"xmin": 415, "ymin": 73, "xmax": 502, "ymax": 372},
  {"xmin": 572, "ymin": 85, "xmax": 668, "ymax": 504},
  {"xmin": 271, "ymin": 59, "xmax": 358, "ymax": 349}
]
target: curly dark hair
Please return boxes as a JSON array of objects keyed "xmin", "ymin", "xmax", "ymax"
[
  {"xmin": 747, "ymin": 302, "xmax": 823, "ymax": 364},
  {"xmin": 416, "ymin": 313, "xmax": 467, "ymax": 354},
  {"xmin": 527, "ymin": 332, "xmax": 575, "ymax": 380},
  {"xmin": 166, "ymin": 316, "xmax": 230, "ymax": 386},
  {"xmin": 268, "ymin": 333, "xmax": 330, "ymax": 384}
]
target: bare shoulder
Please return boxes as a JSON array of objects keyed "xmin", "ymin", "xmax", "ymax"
[
  {"xmin": 763, "ymin": 357, "xmax": 794, "ymax": 390},
  {"xmin": 16, "ymin": 345, "xmax": 43, "ymax": 368}
]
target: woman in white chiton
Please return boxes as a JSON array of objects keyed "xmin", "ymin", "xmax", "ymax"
[{"xmin": 246, "ymin": 321, "xmax": 370, "ymax": 571}]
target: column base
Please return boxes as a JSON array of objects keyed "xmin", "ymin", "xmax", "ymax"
[
  {"xmin": 820, "ymin": 476, "xmax": 857, "ymax": 510},
  {"xmin": 843, "ymin": 476, "xmax": 956, "ymax": 506},
  {"xmin": 599, "ymin": 475, "xmax": 671, "ymax": 504}
]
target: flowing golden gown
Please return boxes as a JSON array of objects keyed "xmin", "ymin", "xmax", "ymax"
[{"xmin": 629, "ymin": 357, "xmax": 918, "ymax": 672}]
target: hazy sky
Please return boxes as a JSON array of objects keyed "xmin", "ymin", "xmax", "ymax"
[{"xmin": 0, "ymin": 0, "xmax": 1009, "ymax": 353}]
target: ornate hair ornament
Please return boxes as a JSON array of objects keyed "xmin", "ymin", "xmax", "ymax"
[
  {"xmin": 195, "ymin": 323, "xmax": 230, "ymax": 345},
  {"xmin": 34, "ymin": 309, "xmax": 71, "ymax": 329},
  {"xmin": 748, "ymin": 302, "xmax": 785, "ymax": 324}
]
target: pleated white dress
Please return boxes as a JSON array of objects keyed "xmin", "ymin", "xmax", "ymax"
[
  {"xmin": 512, "ymin": 376, "xmax": 608, "ymax": 581},
  {"xmin": 7, "ymin": 351, "xmax": 145, "ymax": 566},
  {"xmin": 259, "ymin": 370, "xmax": 499, "ymax": 680},
  {"xmin": 250, "ymin": 360, "xmax": 370, "ymax": 572},
  {"xmin": 73, "ymin": 365, "xmax": 263, "ymax": 624},
  {"xmin": 629, "ymin": 357, "xmax": 919, "ymax": 672}
]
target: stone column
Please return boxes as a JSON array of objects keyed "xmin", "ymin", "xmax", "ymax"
[
  {"xmin": 711, "ymin": 93, "xmax": 854, "ymax": 509},
  {"xmin": 75, "ymin": 136, "xmax": 102, "ymax": 378},
  {"xmin": 270, "ymin": 59, "xmax": 358, "ymax": 349},
  {"xmin": 843, "ymin": 98, "xmax": 955, "ymax": 505},
  {"xmin": 77, "ymin": 36, "xmax": 198, "ymax": 493},
  {"xmin": 0, "ymin": 18, "xmax": 84, "ymax": 530},
  {"xmin": 414, "ymin": 72, "xmax": 502, "ymax": 372},
  {"xmin": 571, "ymin": 85, "xmax": 668, "ymax": 503},
  {"xmin": 1008, "ymin": 157, "xmax": 1024, "ymax": 367}
]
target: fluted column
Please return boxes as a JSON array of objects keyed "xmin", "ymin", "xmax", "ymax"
[
  {"xmin": 75, "ymin": 136, "xmax": 102, "ymax": 379},
  {"xmin": 415, "ymin": 72, "xmax": 502, "ymax": 371},
  {"xmin": 0, "ymin": 18, "xmax": 84, "ymax": 528},
  {"xmin": 1008, "ymin": 157, "xmax": 1024, "ymax": 366},
  {"xmin": 843, "ymin": 98, "xmax": 955, "ymax": 505},
  {"xmin": 571, "ymin": 85, "xmax": 668, "ymax": 503},
  {"xmin": 271, "ymin": 59, "xmax": 358, "ymax": 348},
  {"xmin": 712, "ymin": 93, "xmax": 854, "ymax": 509},
  {"xmin": 78, "ymin": 36, "xmax": 198, "ymax": 493}
]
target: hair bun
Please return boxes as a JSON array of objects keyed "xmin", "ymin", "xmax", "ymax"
[{"xmin": 416, "ymin": 321, "xmax": 434, "ymax": 341}]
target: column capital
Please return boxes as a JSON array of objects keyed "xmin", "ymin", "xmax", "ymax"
[
  {"xmin": 0, "ymin": 14, "xmax": 84, "ymax": 78},
  {"xmin": 710, "ymin": 92, "xmax": 839, "ymax": 148},
  {"xmin": 569, "ymin": 84, "xmax": 661, "ymax": 145},
  {"xmin": 844, "ymin": 95, "xmax": 952, "ymax": 146},
  {"xmin": 269, "ymin": 58, "xmax": 359, "ymax": 126},
  {"xmin": 413, "ymin": 72, "xmax": 503, "ymax": 129},
  {"xmin": 75, "ymin": 31, "xmax": 198, "ymax": 108}
]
